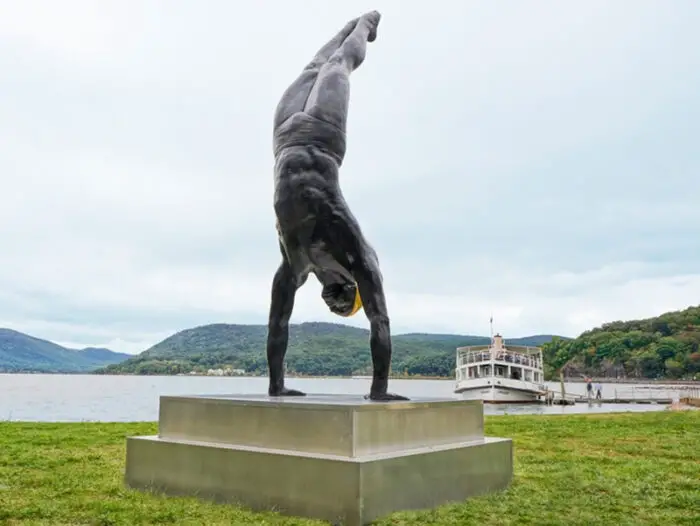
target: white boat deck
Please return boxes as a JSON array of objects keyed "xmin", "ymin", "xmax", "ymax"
[{"xmin": 454, "ymin": 334, "xmax": 547, "ymax": 403}]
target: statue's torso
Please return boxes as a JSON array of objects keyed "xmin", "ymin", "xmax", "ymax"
[{"xmin": 273, "ymin": 143, "xmax": 352, "ymax": 288}]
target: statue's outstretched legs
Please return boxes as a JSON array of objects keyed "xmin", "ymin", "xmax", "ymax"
[{"xmin": 273, "ymin": 11, "xmax": 380, "ymax": 148}]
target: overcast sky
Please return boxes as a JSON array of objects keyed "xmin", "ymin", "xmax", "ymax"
[{"xmin": 1, "ymin": 1, "xmax": 699, "ymax": 355}]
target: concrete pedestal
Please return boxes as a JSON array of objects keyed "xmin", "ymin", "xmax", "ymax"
[{"xmin": 125, "ymin": 394, "xmax": 513, "ymax": 525}]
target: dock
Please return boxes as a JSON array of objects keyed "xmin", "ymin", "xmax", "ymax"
[
  {"xmin": 543, "ymin": 391, "xmax": 580, "ymax": 405},
  {"xmin": 543, "ymin": 371, "xmax": 581, "ymax": 405},
  {"xmin": 582, "ymin": 386, "xmax": 699, "ymax": 404},
  {"xmin": 544, "ymin": 386, "xmax": 699, "ymax": 405}
]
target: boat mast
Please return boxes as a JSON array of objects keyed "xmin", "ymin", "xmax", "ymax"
[{"xmin": 489, "ymin": 314, "xmax": 496, "ymax": 364}]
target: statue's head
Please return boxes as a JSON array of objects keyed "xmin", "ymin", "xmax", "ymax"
[{"xmin": 321, "ymin": 281, "xmax": 363, "ymax": 317}]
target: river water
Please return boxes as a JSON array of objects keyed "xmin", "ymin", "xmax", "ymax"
[{"xmin": 0, "ymin": 374, "xmax": 689, "ymax": 422}]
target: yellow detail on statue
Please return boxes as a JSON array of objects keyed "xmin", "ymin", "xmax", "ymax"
[{"xmin": 341, "ymin": 286, "xmax": 363, "ymax": 317}]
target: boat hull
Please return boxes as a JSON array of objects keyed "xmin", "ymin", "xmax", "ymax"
[{"xmin": 455, "ymin": 384, "xmax": 543, "ymax": 404}]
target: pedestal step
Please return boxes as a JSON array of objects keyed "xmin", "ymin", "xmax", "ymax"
[
  {"xmin": 126, "ymin": 433, "xmax": 513, "ymax": 526},
  {"xmin": 125, "ymin": 393, "xmax": 513, "ymax": 525}
]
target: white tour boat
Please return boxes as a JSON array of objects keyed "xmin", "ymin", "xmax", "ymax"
[{"xmin": 454, "ymin": 332, "xmax": 547, "ymax": 403}]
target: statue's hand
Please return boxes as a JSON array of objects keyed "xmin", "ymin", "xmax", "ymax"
[
  {"xmin": 365, "ymin": 392, "xmax": 410, "ymax": 402},
  {"xmin": 269, "ymin": 387, "xmax": 306, "ymax": 397}
]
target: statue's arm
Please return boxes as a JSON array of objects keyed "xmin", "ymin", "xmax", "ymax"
[
  {"xmin": 352, "ymin": 242, "xmax": 408, "ymax": 400},
  {"xmin": 267, "ymin": 260, "xmax": 297, "ymax": 352},
  {"xmin": 266, "ymin": 253, "xmax": 300, "ymax": 393},
  {"xmin": 353, "ymin": 256, "xmax": 391, "ymax": 384}
]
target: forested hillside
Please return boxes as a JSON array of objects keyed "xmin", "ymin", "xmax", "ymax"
[
  {"xmin": 542, "ymin": 305, "xmax": 700, "ymax": 380},
  {"xmin": 95, "ymin": 322, "xmax": 555, "ymax": 377}
]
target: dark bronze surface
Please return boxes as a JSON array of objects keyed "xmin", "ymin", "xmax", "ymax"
[{"xmin": 266, "ymin": 11, "xmax": 407, "ymax": 401}]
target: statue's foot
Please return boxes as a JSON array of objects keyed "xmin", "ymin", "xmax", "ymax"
[
  {"xmin": 269, "ymin": 387, "xmax": 306, "ymax": 397},
  {"xmin": 360, "ymin": 10, "xmax": 381, "ymax": 42},
  {"xmin": 365, "ymin": 392, "xmax": 410, "ymax": 402},
  {"xmin": 340, "ymin": 17, "xmax": 361, "ymax": 40}
]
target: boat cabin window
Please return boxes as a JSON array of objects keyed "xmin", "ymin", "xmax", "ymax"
[
  {"xmin": 468, "ymin": 365, "xmax": 492, "ymax": 378},
  {"xmin": 494, "ymin": 365, "xmax": 507, "ymax": 377},
  {"xmin": 510, "ymin": 367, "xmax": 522, "ymax": 380}
]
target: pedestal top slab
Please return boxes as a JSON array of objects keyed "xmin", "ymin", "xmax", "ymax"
[{"xmin": 157, "ymin": 393, "xmax": 484, "ymax": 457}]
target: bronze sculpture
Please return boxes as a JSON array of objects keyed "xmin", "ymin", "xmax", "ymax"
[{"xmin": 266, "ymin": 11, "xmax": 408, "ymax": 402}]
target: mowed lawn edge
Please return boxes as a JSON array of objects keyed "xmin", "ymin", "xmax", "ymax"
[{"xmin": 0, "ymin": 411, "xmax": 698, "ymax": 526}]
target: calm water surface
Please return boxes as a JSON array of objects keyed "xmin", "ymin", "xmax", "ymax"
[{"xmin": 0, "ymin": 374, "xmax": 682, "ymax": 422}]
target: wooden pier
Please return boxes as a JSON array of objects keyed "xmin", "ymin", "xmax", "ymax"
[
  {"xmin": 543, "ymin": 386, "xmax": 698, "ymax": 405},
  {"xmin": 594, "ymin": 386, "xmax": 698, "ymax": 404},
  {"xmin": 543, "ymin": 371, "xmax": 581, "ymax": 405},
  {"xmin": 543, "ymin": 391, "xmax": 579, "ymax": 405}
]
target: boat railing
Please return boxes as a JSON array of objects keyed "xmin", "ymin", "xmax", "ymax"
[
  {"xmin": 457, "ymin": 350, "xmax": 492, "ymax": 366},
  {"xmin": 494, "ymin": 350, "xmax": 542, "ymax": 368},
  {"xmin": 457, "ymin": 344, "xmax": 542, "ymax": 354},
  {"xmin": 457, "ymin": 348, "xmax": 542, "ymax": 370}
]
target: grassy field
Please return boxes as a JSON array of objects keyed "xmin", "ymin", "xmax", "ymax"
[{"xmin": 0, "ymin": 411, "xmax": 698, "ymax": 526}]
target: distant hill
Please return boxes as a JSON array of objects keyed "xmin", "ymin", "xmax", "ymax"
[
  {"xmin": 0, "ymin": 329, "xmax": 131, "ymax": 373},
  {"xmin": 10, "ymin": 303, "xmax": 700, "ymax": 380},
  {"xmin": 79, "ymin": 347, "xmax": 127, "ymax": 362},
  {"xmin": 95, "ymin": 321, "xmax": 561, "ymax": 377},
  {"xmin": 542, "ymin": 305, "xmax": 700, "ymax": 380}
]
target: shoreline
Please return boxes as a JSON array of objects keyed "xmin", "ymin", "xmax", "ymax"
[{"xmin": 2, "ymin": 371, "xmax": 699, "ymax": 385}]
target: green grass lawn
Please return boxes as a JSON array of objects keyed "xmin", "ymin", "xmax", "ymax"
[{"xmin": 0, "ymin": 411, "xmax": 698, "ymax": 526}]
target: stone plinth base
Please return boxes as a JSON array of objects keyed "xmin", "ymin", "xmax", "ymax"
[{"xmin": 125, "ymin": 394, "xmax": 513, "ymax": 525}]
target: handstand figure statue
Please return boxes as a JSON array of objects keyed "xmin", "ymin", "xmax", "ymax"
[{"xmin": 267, "ymin": 11, "xmax": 408, "ymax": 402}]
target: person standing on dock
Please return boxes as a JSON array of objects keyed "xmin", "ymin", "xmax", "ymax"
[
  {"xmin": 595, "ymin": 383, "xmax": 602, "ymax": 400},
  {"xmin": 586, "ymin": 377, "xmax": 593, "ymax": 399}
]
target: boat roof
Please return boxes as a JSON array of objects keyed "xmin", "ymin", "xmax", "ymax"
[{"xmin": 456, "ymin": 344, "xmax": 542, "ymax": 355}]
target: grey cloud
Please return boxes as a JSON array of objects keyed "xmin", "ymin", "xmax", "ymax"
[{"xmin": 1, "ymin": 1, "xmax": 699, "ymax": 352}]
